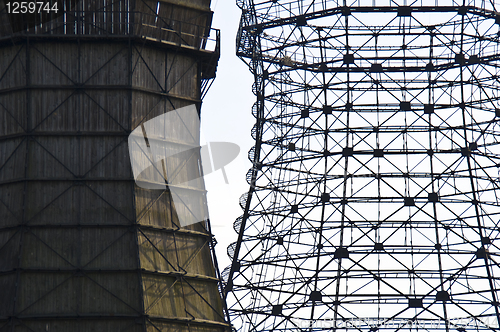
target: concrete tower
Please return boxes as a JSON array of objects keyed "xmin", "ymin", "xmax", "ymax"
[{"xmin": 0, "ymin": 0, "xmax": 230, "ymax": 331}]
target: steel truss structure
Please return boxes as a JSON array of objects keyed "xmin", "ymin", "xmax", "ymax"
[
  {"xmin": 225, "ymin": 1, "xmax": 500, "ymax": 331},
  {"xmin": 0, "ymin": 0, "xmax": 230, "ymax": 331}
]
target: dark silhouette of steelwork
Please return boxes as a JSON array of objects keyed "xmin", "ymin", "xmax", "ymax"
[{"xmin": 225, "ymin": 1, "xmax": 500, "ymax": 331}]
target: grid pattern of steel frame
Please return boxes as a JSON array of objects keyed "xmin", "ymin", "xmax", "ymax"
[
  {"xmin": 0, "ymin": 0, "xmax": 229, "ymax": 331},
  {"xmin": 225, "ymin": 1, "xmax": 500, "ymax": 331}
]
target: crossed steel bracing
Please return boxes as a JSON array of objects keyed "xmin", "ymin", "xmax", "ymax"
[{"xmin": 225, "ymin": 1, "xmax": 500, "ymax": 331}]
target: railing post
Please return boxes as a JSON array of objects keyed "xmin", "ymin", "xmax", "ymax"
[
  {"xmin": 139, "ymin": 12, "xmax": 143, "ymax": 37},
  {"xmin": 216, "ymin": 29, "xmax": 220, "ymax": 53},
  {"xmin": 196, "ymin": 24, "xmax": 200, "ymax": 50},
  {"xmin": 178, "ymin": 20, "xmax": 182, "ymax": 46}
]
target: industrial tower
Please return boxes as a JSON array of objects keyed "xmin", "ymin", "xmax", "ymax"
[
  {"xmin": 0, "ymin": 0, "xmax": 230, "ymax": 331},
  {"xmin": 225, "ymin": 1, "xmax": 500, "ymax": 331}
]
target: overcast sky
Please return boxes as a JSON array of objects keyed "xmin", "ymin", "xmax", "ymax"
[{"xmin": 201, "ymin": 1, "xmax": 254, "ymax": 270}]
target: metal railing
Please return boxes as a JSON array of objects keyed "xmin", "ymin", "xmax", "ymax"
[{"xmin": 0, "ymin": 11, "xmax": 220, "ymax": 53}]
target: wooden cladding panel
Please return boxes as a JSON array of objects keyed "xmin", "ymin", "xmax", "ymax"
[
  {"xmin": 0, "ymin": 274, "xmax": 16, "ymax": 317},
  {"xmin": 0, "ymin": 183, "xmax": 24, "ymax": 227},
  {"xmin": 130, "ymin": 92, "xmax": 195, "ymax": 129},
  {"xmin": 17, "ymin": 228, "xmax": 137, "ymax": 269},
  {"xmin": 0, "ymin": 91, "xmax": 28, "ymax": 136},
  {"xmin": 25, "ymin": 136, "xmax": 131, "ymax": 177},
  {"xmin": 138, "ymin": 230, "xmax": 216, "ymax": 276},
  {"xmin": 28, "ymin": 89, "xmax": 129, "ymax": 133},
  {"xmin": 146, "ymin": 323, "xmax": 226, "ymax": 332},
  {"xmin": 141, "ymin": 275, "xmax": 223, "ymax": 321},
  {"xmin": 0, "ymin": 230, "xmax": 20, "ymax": 270},
  {"xmin": 130, "ymin": 47, "xmax": 198, "ymax": 95},
  {"xmin": 166, "ymin": 54, "xmax": 198, "ymax": 96},
  {"xmin": 15, "ymin": 320, "xmax": 142, "ymax": 332},
  {"xmin": 134, "ymin": 188, "xmax": 179, "ymax": 227},
  {"xmin": 29, "ymin": 42, "xmax": 129, "ymax": 86},
  {"xmin": 0, "ymin": 138, "xmax": 26, "ymax": 182},
  {"xmin": 24, "ymin": 181, "xmax": 133, "ymax": 225},
  {"xmin": 131, "ymin": 46, "xmax": 167, "ymax": 91},
  {"xmin": 29, "ymin": 90, "xmax": 79, "ymax": 132},
  {"xmin": 17, "ymin": 272, "xmax": 142, "ymax": 315},
  {"xmin": 0, "ymin": 45, "xmax": 26, "ymax": 89},
  {"xmin": 30, "ymin": 43, "xmax": 79, "ymax": 85},
  {"xmin": 80, "ymin": 43, "xmax": 130, "ymax": 85}
]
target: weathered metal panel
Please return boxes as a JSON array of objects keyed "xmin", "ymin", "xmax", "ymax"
[
  {"xmin": 0, "ymin": 0, "xmax": 226, "ymax": 330},
  {"xmin": 0, "ymin": 45, "xmax": 26, "ymax": 89}
]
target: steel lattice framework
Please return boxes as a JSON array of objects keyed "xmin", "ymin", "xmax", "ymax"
[{"xmin": 224, "ymin": 1, "xmax": 500, "ymax": 331}]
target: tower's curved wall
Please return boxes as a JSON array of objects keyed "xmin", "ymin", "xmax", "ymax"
[{"xmin": 0, "ymin": 0, "xmax": 228, "ymax": 331}]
